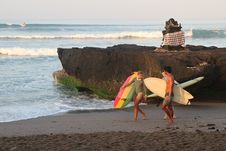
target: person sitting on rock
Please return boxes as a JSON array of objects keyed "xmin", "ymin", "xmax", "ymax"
[
  {"xmin": 164, "ymin": 18, "xmax": 182, "ymax": 33},
  {"xmin": 123, "ymin": 71, "xmax": 147, "ymax": 121}
]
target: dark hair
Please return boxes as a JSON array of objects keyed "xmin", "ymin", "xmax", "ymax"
[{"xmin": 163, "ymin": 66, "xmax": 172, "ymax": 73}]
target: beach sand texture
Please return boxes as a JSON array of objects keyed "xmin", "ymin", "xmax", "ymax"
[
  {"xmin": 0, "ymin": 102, "xmax": 226, "ymax": 150},
  {"xmin": 1, "ymin": 131, "xmax": 226, "ymax": 151}
]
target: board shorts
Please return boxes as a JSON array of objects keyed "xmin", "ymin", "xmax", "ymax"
[{"xmin": 162, "ymin": 96, "xmax": 173, "ymax": 107}]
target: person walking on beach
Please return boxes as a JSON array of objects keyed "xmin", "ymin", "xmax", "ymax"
[
  {"xmin": 162, "ymin": 72, "xmax": 176, "ymax": 120},
  {"xmin": 123, "ymin": 71, "xmax": 147, "ymax": 121},
  {"xmin": 161, "ymin": 66, "xmax": 175, "ymax": 124}
]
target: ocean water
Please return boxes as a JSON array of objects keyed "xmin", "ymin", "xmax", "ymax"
[{"xmin": 0, "ymin": 21, "xmax": 226, "ymax": 122}]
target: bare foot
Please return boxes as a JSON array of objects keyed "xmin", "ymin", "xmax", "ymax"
[
  {"xmin": 134, "ymin": 118, "xmax": 138, "ymax": 122},
  {"xmin": 164, "ymin": 114, "xmax": 176, "ymax": 120},
  {"xmin": 142, "ymin": 113, "xmax": 146, "ymax": 120},
  {"xmin": 167, "ymin": 118, "xmax": 174, "ymax": 125},
  {"xmin": 164, "ymin": 114, "xmax": 168, "ymax": 120},
  {"xmin": 173, "ymin": 114, "xmax": 176, "ymax": 119}
]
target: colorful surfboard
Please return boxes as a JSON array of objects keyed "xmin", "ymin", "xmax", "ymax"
[{"xmin": 114, "ymin": 72, "xmax": 138, "ymax": 108}]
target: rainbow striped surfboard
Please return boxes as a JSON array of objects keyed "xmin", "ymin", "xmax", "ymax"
[{"xmin": 114, "ymin": 72, "xmax": 138, "ymax": 108}]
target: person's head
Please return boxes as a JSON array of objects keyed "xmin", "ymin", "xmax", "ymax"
[
  {"xmin": 137, "ymin": 71, "xmax": 144, "ymax": 79},
  {"xmin": 163, "ymin": 66, "xmax": 172, "ymax": 74}
]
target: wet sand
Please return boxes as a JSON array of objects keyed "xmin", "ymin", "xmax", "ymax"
[{"xmin": 0, "ymin": 102, "xmax": 226, "ymax": 150}]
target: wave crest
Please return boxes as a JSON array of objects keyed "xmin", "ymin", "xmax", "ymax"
[
  {"xmin": 0, "ymin": 48, "xmax": 57, "ymax": 56},
  {"xmin": 0, "ymin": 31, "xmax": 192, "ymax": 40},
  {"xmin": 0, "ymin": 30, "xmax": 224, "ymax": 40},
  {"xmin": 0, "ymin": 32, "xmax": 161, "ymax": 39}
]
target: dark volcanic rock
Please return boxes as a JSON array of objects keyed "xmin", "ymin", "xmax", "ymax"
[{"xmin": 55, "ymin": 44, "xmax": 226, "ymax": 99}]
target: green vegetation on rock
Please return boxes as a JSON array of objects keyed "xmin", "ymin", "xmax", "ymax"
[
  {"xmin": 54, "ymin": 72, "xmax": 116, "ymax": 100},
  {"xmin": 58, "ymin": 75, "xmax": 81, "ymax": 92}
]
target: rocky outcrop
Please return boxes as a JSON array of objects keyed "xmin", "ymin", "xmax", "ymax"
[{"xmin": 54, "ymin": 44, "xmax": 226, "ymax": 100}]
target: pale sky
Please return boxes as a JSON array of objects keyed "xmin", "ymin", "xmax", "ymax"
[{"xmin": 1, "ymin": 0, "xmax": 225, "ymax": 23}]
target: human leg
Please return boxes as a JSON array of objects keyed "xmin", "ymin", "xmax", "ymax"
[
  {"xmin": 161, "ymin": 99, "xmax": 173, "ymax": 124},
  {"xmin": 134, "ymin": 93, "xmax": 146, "ymax": 121},
  {"xmin": 168, "ymin": 103, "xmax": 174, "ymax": 119}
]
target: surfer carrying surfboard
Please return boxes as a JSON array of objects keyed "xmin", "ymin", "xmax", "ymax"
[
  {"xmin": 162, "ymin": 72, "xmax": 176, "ymax": 120},
  {"xmin": 123, "ymin": 71, "xmax": 147, "ymax": 121},
  {"xmin": 161, "ymin": 66, "xmax": 175, "ymax": 124}
]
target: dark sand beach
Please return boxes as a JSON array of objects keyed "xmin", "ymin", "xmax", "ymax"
[
  {"xmin": 0, "ymin": 101, "xmax": 226, "ymax": 150},
  {"xmin": 1, "ymin": 131, "xmax": 226, "ymax": 151}
]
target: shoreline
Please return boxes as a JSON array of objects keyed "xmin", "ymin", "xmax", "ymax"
[
  {"xmin": 1, "ymin": 101, "xmax": 226, "ymax": 150},
  {"xmin": 1, "ymin": 98, "xmax": 225, "ymax": 124},
  {"xmin": 1, "ymin": 101, "xmax": 226, "ymax": 137}
]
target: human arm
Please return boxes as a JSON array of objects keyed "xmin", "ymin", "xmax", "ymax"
[
  {"xmin": 143, "ymin": 84, "xmax": 148, "ymax": 101},
  {"xmin": 122, "ymin": 78, "xmax": 135, "ymax": 89}
]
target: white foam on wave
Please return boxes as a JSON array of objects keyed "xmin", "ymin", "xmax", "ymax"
[
  {"xmin": 0, "ymin": 31, "xmax": 193, "ymax": 39},
  {"xmin": 6, "ymin": 23, "xmax": 13, "ymax": 26},
  {"xmin": 185, "ymin": 29, "xmax": 193, "ymax": 37},
  {"xmin": 0, "ymin": 101, "xmax": 68, "ymax": 123},
  {"xmin": 0, "ymin": 48, "xmax": 57, "ymax": 56},
  {"xmin": 0, "ymin": 32, "xmax": 162, "ymax": 39},
  {"xmin": 0, "ymin": 95, "xmax": 135, "ymax": 122},
  {"xmin": 0, "ymin": 99, "xmax": 115, "ymax": 122}
]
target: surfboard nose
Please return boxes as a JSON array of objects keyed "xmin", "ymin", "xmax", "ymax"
[{"xmin": 197, "ymin": 77, "xmax": 204, "ymax": 80}]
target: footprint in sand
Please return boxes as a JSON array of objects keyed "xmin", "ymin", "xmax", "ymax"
[
  {"xmin": 198, "ymin": 125, "xmax": 206, "ymax": 128},
  {"xmin": 207, "ymin": 124, "xmax": 216, "ymax": 127},
  {"xmin": 207, "ymin": 124, "xmax": 216, "ymax": 130},
  {"xmin": 208, "ymin": 127, "xmax": 215, "ymax": 130}
]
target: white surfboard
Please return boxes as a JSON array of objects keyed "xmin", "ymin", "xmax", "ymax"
[
  {"xmin": 144, "ymin": 77, "xmax": 193, "ymax": 105},
  {"xmin": 178, "ymin": 77, "xmax": 204, "ymax": 88},
  {"xmin": 147, "ymin": 76, "xmax": 204, "ymax": 98}
]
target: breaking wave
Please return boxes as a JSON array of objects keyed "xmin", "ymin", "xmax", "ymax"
[
  {"xmin": 0, "ymin": 32, "xmax": 162, "ymax": 39},
  {"xmin": 0, "ymin": 48, "xmax": 57, "ymax": 56},
  {"xmin": 0, "ymin": 31, "xmax": 193, "ymax": 40},
  {"xmin": 0, "ymin": 30, "xmax": 224, "ymax": 40}
]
